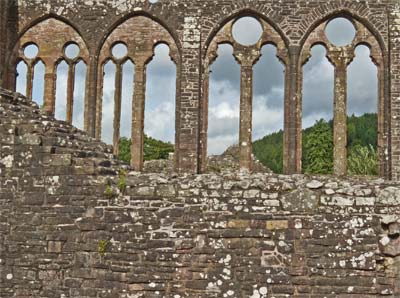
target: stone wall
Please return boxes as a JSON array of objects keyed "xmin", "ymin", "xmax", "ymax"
[
  {"xmin": 390, "ymin": 3, "xmax": 400, "ymax": 181},
  {"xmin": 0, "ymin": 0, "xmax": 9, "ymax": 85},
  {"xmin": 0, "ymin": 0, "xmax": 398, "ymax": 178},
  {"xmin": 1, "ymin": 90, "xmax": 400, "ymax": 297}
]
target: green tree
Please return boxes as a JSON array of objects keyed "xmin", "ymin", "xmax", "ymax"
[
  {"xmin": 253, "ymin": 130, "xmax": 284, "ymax": 173},
  {"xmin": 302, "ymin": 119, "xmax": 333, "ymax": 174},
  {"xmin": 347, "ymin": 144, "xmax": 378, "ymax": 176},
  {"xmin": 118, "ymin": 136, "xmax": 174, "ymax": 163}
]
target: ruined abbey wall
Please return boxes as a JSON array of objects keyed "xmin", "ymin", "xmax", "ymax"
[
  {"xmin": 1, "ymin": 1, "xmax": 400, "ymax": 297},
  {"xmin": 0, "ymin": 0, "xmax": 399, "ymax": 178}
]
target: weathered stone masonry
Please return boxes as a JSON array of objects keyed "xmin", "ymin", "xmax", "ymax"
[
  {"xmin": 0, "ymin": 0, "xmax": 399, "ymax": 178},
  {"xmin": 1, "ymin": 90, "xmax": 400, "ymax": 297},
  {"xmin": 1, "ymin": 1, "xmax": 400, "ymax": 297}
]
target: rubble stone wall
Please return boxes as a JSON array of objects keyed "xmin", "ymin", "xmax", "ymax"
[{"xmin": 1, "ymin": 90, "xmax": 400, "ymax": 297}]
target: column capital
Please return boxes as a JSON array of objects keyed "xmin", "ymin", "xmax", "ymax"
[
  {"xmin": 234, "ymin": 48, "xmax": 261, "ymax": 67},
  {"xmin": 327, "ymin": 47, "xmax": 355, "ymax": 70}
]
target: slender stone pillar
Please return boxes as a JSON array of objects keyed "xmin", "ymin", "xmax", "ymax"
[
  {"xmin": 131, "ymin": 61, "xmax": 146, "ymax": 171},
  {"xmin": 239, "ymin": 63, "xmax": 254, "ymax": 171},
  {"xmin": 66, "ymin": 63, "xmax": 76, "ymax": 124},
  {"xmin": 43, "ymin": 64, "xmax": 56, "ymax": 114},
  {"xmin": 85, "ymin": 55, "xmax": 99, "ymax": 137},
  {"xmin": 333, "ymin": 61, "xmax": 347, "ymax": 176},
  {"xmin": 26, "ymin": 64, "xmax": 34, "ymax": 99},
  {"xmin": 233, "ymin": 49, "xmax": 260, "ymax": 172},
  {"xmin": 113, "ymin": 63, "xmax": 123, "ymax": 156},
  {"xmin": 330, "ymin": 49, "xmax": 353, "ymax": 176},
  {"xmin": 284, "ymin": 46, "xmax": 301, "ymax": 174}
]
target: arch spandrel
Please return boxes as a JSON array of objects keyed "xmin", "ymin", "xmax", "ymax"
[
  {"xmin": 98, "ymin": 16, "xmax": 180, "ymax": 67},
  {"xmin": 15, "ymin": 18, "xmax": 89, "ymax": 67},
  {"xmin": 205, "ymin": 17, "xmax": 288, "ymax": 67},
  {"xmin": 301, "ymin": 18, "xmax": 383, "ymax": 67}
]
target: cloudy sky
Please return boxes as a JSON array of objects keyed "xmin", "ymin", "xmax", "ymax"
[{"xmin": 16, "ymin": 17, "xmax": 378, "ymax": 155}]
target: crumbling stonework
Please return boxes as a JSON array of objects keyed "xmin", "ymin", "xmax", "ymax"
[
  {"xmin": 1, "ymin": 1, "xmax": 400, "ymax": 295},
  {"xmin": 1, "ymin": 89, "xmax": 400, "ymax": 297},
  {"xmin": 0, "ymin": 0, "xmax": 398, "ymax": 177}
]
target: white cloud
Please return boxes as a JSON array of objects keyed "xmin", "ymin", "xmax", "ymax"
[
  {"xmin": 72, "ymin": 61, "xmax": 86, "ymax": 130},
  {"xmin": 55, "ymin": 61, "xmax": 68, "ymax": 122},
  {"xmin": 101, "ymin": 62, "xmax": 116, "ymax": 144}
]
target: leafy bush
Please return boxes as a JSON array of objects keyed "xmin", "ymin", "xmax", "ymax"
[
  {"xmin": 347, "ymin": 144, "xmax": 378, "ymax": 176},
  {"xmin": 302, "ymin": 119, "xmax": 333, "ymax": 174},
  {"xmin": 118, "ymin": 136, "xmax": 174, "ymax": 163}
]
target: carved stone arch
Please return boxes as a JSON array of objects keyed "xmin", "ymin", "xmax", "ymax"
[
  {"xmin": 10, "ymin": 17, "xmax": 90, "ymax": 127},
  {"xmin": 299, "ymin": 9, "xmax": 387, "ymax": 56},
  {"xmin": 203, "ymin": 9, "xmax": 289, "ymax": 61},
  {"xmin": 298, "ymin": 11, "xmax": 390, "ymax": 178},
  {"xmin": 15, "ymin": 13, "xmax": 89, "ymax": 51},
  {"xmin": 96, "ymin": 15, "xmax": 181, "ymax": 172},
  {"xmin": 200, "ymin": 10, "xmax": 289, "ymax": 173},
  {"xmin": 96, "ymin": 12, "xmax": 182, "ymax": 58}
]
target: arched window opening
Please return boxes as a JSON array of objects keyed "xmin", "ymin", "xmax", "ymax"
[
  {"xmin": 72, "ymin": 60, "xmax": 87, "ymax": 130},
  {"xmin": 202, "ymin": 14, "xmax": 287, "ymax": 173},
  {"xmin": 55, "ymin": 60, "xmax": 69, "ymax": 121},
  {"xmin": 300, "ymin": 15, "xmax": 385, "ymax": 177},
  {"xmin": 100, "ymin": 61, "xmax": 117, "ymax": 145},
  {"xmin": 32, "ymin": 60, "xmax": 45, "ymax": 107},
  {"xmin": 144, "ymin": 43, "xmax": 176, "ymax": 163},
  {"xmin": 252, "ymin": 44, "xmax": 285, "ymax": 174},
  {"xmin": 97, "ymin": 15, "xmax": 180, "ymax": 172},
  {"xmin": 15, "ymin": 61, "xmax": 27, "ymax": 95},
  {"xmin": 208, "ymin": 44, "xmax": 240, "ymax": 158},
  {"xmin": 347, "ymin": 45, "xmax": 378, "ymax": 176},
  {"xmin": 13, "ymin": 18, "xmax": 89, "ymax": 130},
  {"xmin": 302, "ymin": 45, "xmax": 334, "ymax": 175}
]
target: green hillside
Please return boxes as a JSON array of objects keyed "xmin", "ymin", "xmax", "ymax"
[{"xmin": 253, "ymin": 113, "xmax": 378, "ymax": 175}]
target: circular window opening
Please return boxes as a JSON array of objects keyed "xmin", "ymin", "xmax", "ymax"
[
  {"xmin": 325, "ymin": 18, "xmax": 356, "ymax": 47},
  {"xmin": 24, "ymin": 44, "xmax": 39, "ymax": 59},
  {"xmin": 232, "ymin": 17, "xmax": 263, "ymax": 46},
  {"xmin": 112, "ymin": 43, "xmax": 128, "ymax": 59},
  {"xmin": 149, "ymin": 0, "xmax": 159, "ymax": 3},
  {"xmin": 65, "ymin": 43, "xmax": 80, "ymax": 59}
]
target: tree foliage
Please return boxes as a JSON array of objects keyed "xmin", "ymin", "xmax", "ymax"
[
  {"xmin": 253, "ymin": 131, "xmax": 283, "ymax": 174},
  {"xmin": 302, "ymin": 119, "xmax": 333, "ymax": 174},
  {"xmin": 253, "ymin": 113, "xmax": 378, "ymax": 176},
  {"xmin": 348, "ymin": 144, "xmax": 378, "ymax": 176},
  {"xmin": 118, "ymin": 136, "xmax": 174, "ymax": 163}
]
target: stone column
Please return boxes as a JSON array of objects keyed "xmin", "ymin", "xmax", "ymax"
[
  {"xmin": 113, "ymin": 63, "xmax": 123, "ymax": 157},
  {"xmin": 66, "ymin": 62, "xmax": 76, "ymax": 124},
  {"xmin": 131, "ymin": 61, "xmax": 146, "ymax": 171},
  {"xmin": 330, "ymin": 49, "xmax": 353, "ymax": 176},
  {"xmin": 239, "ymin": 63, "xmax": 254, "ymax": 171},
  {"xmin": 234, "ymin": 50, "xmax": 260, "ymax": 172},
  {"xmin": 284, "ymin": 46, "xmax": 301, "ymax": 174},
  {"xmin": 43, "ymin": 63, "xmax": 56, "ymax": 114},
  {"xmin": 85, "ymin": 54, "xmax": 99, "ymax": 137},
  {"xmin": 26, "ymin": 64, "xmax": 34, "ymax": 99},
  {"xmin": 176, "ymin": 15, "xmax": 201, "ymax": 174}
]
